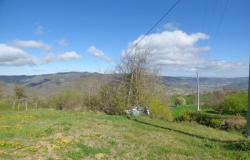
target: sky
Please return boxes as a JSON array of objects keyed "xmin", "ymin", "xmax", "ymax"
[{"xmin": 0, "ymin": 0, "xmax": 249, "ymax": 77}]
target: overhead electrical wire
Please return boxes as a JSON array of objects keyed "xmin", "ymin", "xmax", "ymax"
[
  {"xmin": 201, "ymin": 0, "xmax": 209, "ymax": 34},
  {"xmin": 212, "ymin": 0, "xmax": 229, "ymax": 43},
  {"xmin": 129, "ymin": 0, "xmax": 181, "ymax": 52}
]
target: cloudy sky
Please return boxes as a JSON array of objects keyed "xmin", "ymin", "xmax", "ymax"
[{"xmin": 0, "ymin": 0, "xmax": 249, "ymax": 77}]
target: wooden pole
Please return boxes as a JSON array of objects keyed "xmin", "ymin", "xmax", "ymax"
[
  {"xmin": 246, "ymin": 59, "xmax": 250, "ymax": 137},
  {"xmin": 197, "ymin": 72, "xmax": 200, "ymax": 111}
]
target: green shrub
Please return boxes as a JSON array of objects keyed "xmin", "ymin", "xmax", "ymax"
[
  {"xmin": 177, "ymin": 111, "xmax": 211, "ymax": 123},
  {"xmin": 149, "ymin": 97, "xmax": 172, "ymax": 121},
  {"xmin": 14, "ymin": 85, "xmax": 26, "ymax": 99},
  {"xmin": 210, "ymin": 119, "xmax": 224, "ymax": 128},
  {"xmin": 83, "ymin": 95, "xmax": 100, "ymax": 110},
  {"xmin": 186, "ymin": 112, "xmax": 226, "ymax": 129},
  {"xmin": 177, "ymin": 110, "xmax": 246, "ymax": 131},
  {"xmin": 176, "ymin": 110, "xmax": 193, "ymax": 122},
  {"xmin": 228, "ymin": 140, "xmax": 250, "ymax": 151},
  {"xmin": 172, "ymin": 105, "xmax": 196, "ymax": 119},
  {"xmin": 49, "ymin": 90, "xmax": 83, "ymax": 110},
  {"xmin": 97, "ymin": 84, "xmax": 127, "ymax": 115},
  {"xmin": 185, "ymin": 95, "xmax": 195, "ymax": 105},
  {"xmin": 215, "ymin": 91, "xmax": 247, "ymax": 114},
  {"xmin": 175, "ymin": 96, "xmax": 186, "ymax": 106},
  {"xmin": 194, "ymin": 112, "xmax": 214, "ymax": 126}
]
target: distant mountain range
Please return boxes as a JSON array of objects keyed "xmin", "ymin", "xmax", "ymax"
[
  {"xmin": 162, "ymin": 76, "xmax": 248, "ymax": 95},
  {"xmin": 0, "ymin": 72, "xmax": 247, "ymax": 96}
]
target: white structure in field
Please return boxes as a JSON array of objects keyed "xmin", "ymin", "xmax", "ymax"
[{"xmin": 125, "ymin": 106, "xmax": 150, "ymax": 116}]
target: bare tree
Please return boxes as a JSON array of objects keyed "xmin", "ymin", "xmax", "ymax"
[
  {"xmin": 13, "ymin": 85, "xmax": 27, "ymax": 111},
  {"xmin": 118, "ymin": 49, "xmax": 162, "ymax": 108},
  {"xmin": 14, "ymin": 85, "xmax": 26, "ymax": 100},
  {"xmin": 93, "ymin": 48, "xmax": 170, "ymax": 116}
]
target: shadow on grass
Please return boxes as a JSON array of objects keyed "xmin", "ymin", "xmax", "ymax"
[
  {"xmin": 130, "ymin": 117, "xmax": 243, "ymax": 144},
  {"xmin": 223, "ymin": 140, "xmax": 250, "ymax": 151},
  {"xmin": 204, "ymin": 109, "xmax": 247, "ymax": 117}
]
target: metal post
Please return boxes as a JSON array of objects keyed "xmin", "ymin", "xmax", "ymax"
[
  {"xmin": 246, "ymin": 60, "xmax": 250, "ymax": 137},
  {"xmin": 197, "ymin": 72, "xmax": 200, "ymax": 111}
]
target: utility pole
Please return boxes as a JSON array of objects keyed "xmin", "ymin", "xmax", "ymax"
[
  {"xmin": 197, "ymin": 72, "xmax": 200, "ymax": 111},
  {"xmin": 247, "ymin": 58, "xmax": 250, "ymax": 137}
]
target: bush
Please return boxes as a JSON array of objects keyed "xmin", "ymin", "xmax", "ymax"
[
  {"xmin": 172, "ymin": 105, "xmax": 196, "ymax": 119},
  {"xmin": 205, "ymin": 91, "xmax": 225, "ymax": 108},
  {"xmin": 176, "ymin": 110, "xmax": 193, "ymax": 122},
  {"xmin": 185, "ymin": 95, "xmax": 195, "ymax": 105},
  {"xmin": 175, "ymin": 96, "xmax": 186, "ymax": 106},
  {"xmin": 210, "ymin": 119, "xmax": 224, "ymax": 128},
  {"xmin": 83, "ymin": 95, "xmax": 100, "ymax": 111},
  {"xmin": 215, "ymin": 91, "xmax": 247, "ymax": 114},
  {"xmin": 177, "ymin": 110, "xmax": 246, "ymax": 131},
  {"xmin": 223, "ymin": 115, "xmax": 246, "ymax": 131},
  {"xmin": 50, "ymin": 93, "xmax": 68, "ymax": 110},
  {"xmin": 14, "ymin": 86, "xmax": 26, "ymax": 99},
  {"xmin": 176, "ymin": 111, "xmax": 219, "ymax": 126},
  {"xmin": 228, "ymin": 140, "xmax": 250, "ymax": 151},
  {"xmin": 194, "ymin": 112, "xmax": 215, "ymax": 126},
  {"xmin": 149, "ymin": 97, "xmax": 172, "ymax": 121},
  {"xmin": 49, "ymin": 90, "xmax": 83, "ymax": 110},
  {"xmin": 97, "ymin": 84, "xmax": 127, "ymax": 115}
]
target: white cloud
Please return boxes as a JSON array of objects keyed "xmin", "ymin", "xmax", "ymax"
[
  {"xmin": 88, "ymin": 46, "xmax": 111, "ymax": 61},
  {"xmin": 0, "ymin": 44, "xmax": 36, "ymax": 65},
  {"xmin": 58, "ymin": 51, "xmax": 81, "ymax": 61},
  {"xmin": 88, "ymin": 46, "xmax": 104, "ymax": 57},
  {"xmin": 163, "ymin": 22, "xmax": 179, "ymax": 31},
  {"xmin": 125, "ymin": 29, "xmax": 246, "ymax": 76},
  {"xmin": 0, "ymin": 42, "xmax": 81, "ymax": 66},
  {"xmin": 34, "ymin": 24, "xmax": 44, "ymax": 35},
  {"xmin": 41, "ymin": 53, "xmax": 56, "ymax": 63},
  {"xmin": 12, "ymin": 40, "xmax": 51, "ymax": 51},
  {"xmin": 57, "ymin": 39, "xmax": 68, "ymax": 47}
]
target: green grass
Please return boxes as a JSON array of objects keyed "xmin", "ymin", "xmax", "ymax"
[
  {"xmin": 67, "ymin": 143, "xmax": 109, "ymax": 159},
  {"xmin": 0, "ymin": 108, "xmax": 249, "ymax": 159},
  {"xmin": 170, "ymin": 104, "xmax": 196, "ymax": 119}
]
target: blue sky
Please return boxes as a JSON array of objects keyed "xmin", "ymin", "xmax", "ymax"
[{"xmin": 0, "ymin": 0, "xmax": 249, "ymax": 77}]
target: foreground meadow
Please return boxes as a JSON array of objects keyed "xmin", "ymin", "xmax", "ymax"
[{"xmin": 0, "ymin": 109, "xmax": 249, "ymax": 160}]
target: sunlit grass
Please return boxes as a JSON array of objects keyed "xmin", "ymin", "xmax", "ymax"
[{"xmin": 0, "ymin": 108, "xmax": 249, "ymax": 159}]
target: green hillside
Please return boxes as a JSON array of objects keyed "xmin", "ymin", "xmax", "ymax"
[
  {"xmin": 0, "ymin": 72, "xmax": 247, "ymax": 97},
  {"xmin": 0, "ymin": 109, "xmax": 249, "ymax": 160}
]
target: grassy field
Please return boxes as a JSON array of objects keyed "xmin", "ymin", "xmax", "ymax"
[{"xmin": 0, "ymin": 109, "xmax": 249, "ymax": 160}]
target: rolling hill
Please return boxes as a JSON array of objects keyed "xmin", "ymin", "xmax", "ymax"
[{"xmin": 0, "ymin": 72, "xmax": 247, "ymax": 96}]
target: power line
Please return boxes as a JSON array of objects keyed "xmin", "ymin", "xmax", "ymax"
[
  {"xmin": 206, "ymin": 0, "xmax": 219, "ymax": 37},
  {"xmin": 201, "ymin": 0, "xmax": 209, "ymax": 33},
  {"xmin": 130, "ymin": 0, "xmax": 181, "ymax": 51},
  {"xmin": 213, "ymin": 0, "xmax": 229, "ymax": 43}
]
